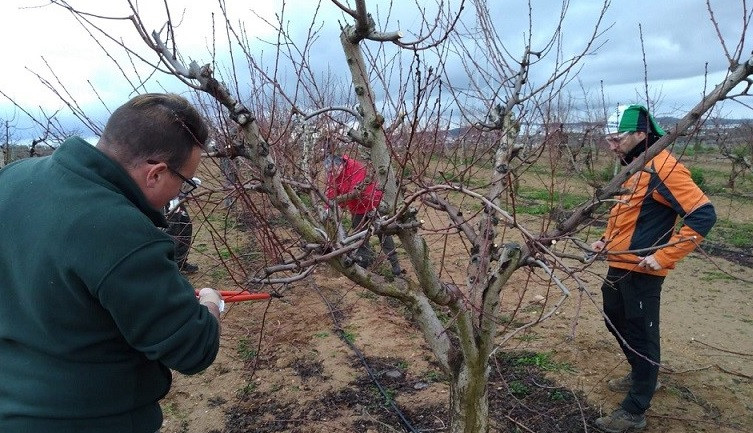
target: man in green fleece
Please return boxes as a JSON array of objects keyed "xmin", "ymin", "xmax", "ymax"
[{"xmin": 0, "ymin": 93, "xmax": 223, "ymax": 433}]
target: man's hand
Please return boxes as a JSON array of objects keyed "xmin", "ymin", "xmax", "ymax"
[{"xmin": 638, "ymin": 255, "xmax": 662, "ymax": 271}]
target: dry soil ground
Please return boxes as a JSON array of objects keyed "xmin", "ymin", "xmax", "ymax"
[
  {"xmin": 159, "ymin": 162, "xmax": 753, "ymax": 433},
  {"xmin": 160, "ymin": 239, "xmax": 753, "ymax": 432}
]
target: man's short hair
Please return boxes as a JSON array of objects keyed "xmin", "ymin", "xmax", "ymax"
[
  {"xmin": 323, "ymin": 154, "xmax": 344, "ymax": 171},
  {"xmin": 100, "ymin": 93, "xmax": 209, "ymax": 170}
]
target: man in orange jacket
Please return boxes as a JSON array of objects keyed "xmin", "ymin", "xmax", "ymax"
[
  {"xmin": 591, "ymin": 105, "xmax": 716, "ymax": 432},
  {"xmin": 325, "ymin": 154, "xmax": 402, "ymax": 276}
]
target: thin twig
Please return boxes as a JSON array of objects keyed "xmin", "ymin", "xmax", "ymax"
[{"xmin": 691, "ymin": 339, "xmax": 753, "ymax": 357}]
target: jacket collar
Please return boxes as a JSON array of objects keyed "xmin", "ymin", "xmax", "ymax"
[{"xmin": 52, "ymin": 137, "xmax": 168, "ymax": 227}]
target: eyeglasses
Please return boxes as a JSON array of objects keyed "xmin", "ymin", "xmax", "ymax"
[
  {"xmin": 605, "ymin": 132, "xmax": 631, "ymax": 143},
  {"xmin": 147, "ymin": 159, "xmax": 198, "ymax": 194}
]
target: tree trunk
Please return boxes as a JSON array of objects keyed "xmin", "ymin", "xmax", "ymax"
[{"xmin": 450, "ymin": 361, "xmax": 490, "ymax": 433}]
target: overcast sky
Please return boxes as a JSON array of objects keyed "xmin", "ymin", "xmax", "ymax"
[{"xmin": 0, "ymin": 0, "xmax": 751, "ymax": 141}]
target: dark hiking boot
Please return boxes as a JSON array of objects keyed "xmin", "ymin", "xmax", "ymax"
[
  {"xmin": 595, "ymin": 408, "xmax": 647, "ymax": 432},
  {"xmin": 607, "ymin": 373, "xmax": 661, "ymax": 393},
  {"xmin": 180, "ymin": 263, "xmax": 199, "ymax": 274}
]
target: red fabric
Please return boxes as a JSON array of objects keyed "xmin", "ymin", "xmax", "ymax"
[{"xmin": 325, "ymin": 154, "xmax": 383, "ymax": 214}]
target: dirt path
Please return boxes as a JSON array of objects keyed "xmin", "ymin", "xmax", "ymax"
[{"xmin": 160, "ymin": 248, "xmax": 752, "ymax": 433}]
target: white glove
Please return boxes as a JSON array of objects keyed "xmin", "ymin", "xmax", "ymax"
[
  {"xmin": 591, "ymin": 240, "xmax": 605, "ymax": 252},
  {"xmin": 638, "ymin": 255, "xmax": 662, "ymax": 271},
  {"xmin": 198, "ymin": 288, "xmax": 224, "ymax": 312}
]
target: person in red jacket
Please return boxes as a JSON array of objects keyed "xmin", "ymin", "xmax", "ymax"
[
  {"xmin": 592, "ymin": 105, "xmax": 716, "ymax": 432},
  {"xmin": 325, "ymin": 154, "xmax": 402, "ymax": 276}
]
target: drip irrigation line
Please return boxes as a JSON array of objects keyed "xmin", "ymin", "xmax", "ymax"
[{"xmin": 314, "ymin": 284, "xmax": 419, "ymax": 433}]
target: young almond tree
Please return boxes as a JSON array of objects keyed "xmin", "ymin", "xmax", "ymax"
[{"xmin": 34, "ymin": 0, "xmax": 753, "ymax": 431}]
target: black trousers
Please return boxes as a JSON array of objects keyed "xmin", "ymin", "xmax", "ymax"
[
  {"xmin": 351, "ymin": 213, "xmax": 401, "ymax": 274},
  {"xmin": 165, "ymin": 205, "xmax": 193, "ymax": 268},
  {"xmin": 601, "ymin": 267, "xmax": 664, "ymax": 415}
]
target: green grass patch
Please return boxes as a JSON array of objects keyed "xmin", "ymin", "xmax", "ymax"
[
  {"xmin": 700, "ymin": 270, "xmax": 735, "ymax": 282},
  {"xmin": 515, "ymin": 203, "xmax": 551, "ymax": 216},
  {"xmin": 513, "ymin": 352, "xmax": 575, "ymax": 373},
  {"xmin": 514, "ymin": 187, "xmax": 589, "ymax": 216},
  {"xmin": 518, "ymin": 187, "xmax": 588, "ymax": 208},
  {"xmin": 236, "ymin": 382, "xmax": 256, "ymax": 398},
  {"xmin": 209, "ymin": 267, "xmax": 228, "ymax": 280},
  {"xmin": 707, "ymin": 219, "xmax": 753, "ymax": 249},
  {"xmin": 236, "ymin": 338, "xmax": 257, "ymax": 361},
  {"xmin": 341, "ymin": 329, "xmax": 357, "ymax": 343},
  {"xmin": 423, "ymin": 370, "xmax": 444, "ymax": 382},
  {"xmin": 509, "ymin": 380, "xmax": 529, "ymax": 396}
]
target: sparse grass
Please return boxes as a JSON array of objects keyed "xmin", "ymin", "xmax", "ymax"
[
  {"xmin": 206, "ymin": 212, "xmax": 238, "ymax": 230},
  {"xmin": 236, "ymin": 382, "xmax": 256, "ymax": 398},
  {"xmin": 509, "ymin": 380, "xmax": 529, "ymax": 396},
  {"xmin": 518, "ymin": 187, "xmax": 588, "ymax": 208},
  {"xmin": 514, "ymin": 187, "xmax": 589, "ymax": 216},
  {"xmin": 515, "ymin": 332, "xmax": 542, "ymax": 343},
  {"xmin": 514, "ymin": 203, "xmax": 551, "ymax": 216},
  {"xmin": 700, "ymin": 270, "xmax": 735, "ymax": 281},
  {"xmin": 706, "ymin": 219, "xmax": 753, "ymax": 249},
  {"xmin": 161, "ymin": 403, "xmax": 190, "ymax": 433},
  {"xmin": 513, "ymin": 352, "xmax": 575, "ymax": 373},
  {"xmin": 341, "ymin": 329, "xmax": 356, "ymax": 343},
  {"xmin": 424, "ymin": 370, "xmax": 443, "ymax": 382},
  {"xmin": 162, "ymin": 401, "xmax": 181, "ymax": 418},
  {"xmin": 209, "ymin": 267, "xmax": 228, "ymax": 280},
  {"xmin": 496, "ymin": 314, "xmax": 526, "ymax": 328},
  {"xmin": 358, "ymin": 290, "xmax": 378, "ymax": 300},
  {"xmin": 381, "ymin": 387, "xmax": 397, "ymax": 405},
  {"xmin": 521, "ymin": 304, "xmax": 543, "ymax": 314},
  {"xmin": 236, "ymin": 338, "xmax": 257, "ymax": 361}
]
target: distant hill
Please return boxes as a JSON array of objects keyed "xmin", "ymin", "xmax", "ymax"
[{"xmin": 655, "ymin": 116, "xmax": 751, "ymax": 127}]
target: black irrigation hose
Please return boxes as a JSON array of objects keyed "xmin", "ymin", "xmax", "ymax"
[{"xmin": 314, "ymin": 284, "xmax": 420, "ymax": 433}]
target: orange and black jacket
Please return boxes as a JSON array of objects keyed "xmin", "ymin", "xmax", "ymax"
[{"xmin": 602, "ymin": 149, "xmax": 716, "ymax": 276}]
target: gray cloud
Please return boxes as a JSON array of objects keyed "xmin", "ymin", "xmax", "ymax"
[{"xmin": 1, "ymin": 0, "xmax": 751, "ymax": 143}]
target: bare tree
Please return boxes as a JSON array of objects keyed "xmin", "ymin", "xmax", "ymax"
[
  {"xmin": 16, "ymin": 0, "xmax": 753, "ymax": 432},
  {"xmin": 709, "ymin": 117, "xmax": 753, "ymax": 191},
  {"xmin": 1, "ymin": 115, "xmax": 16, "ymax": 167}
]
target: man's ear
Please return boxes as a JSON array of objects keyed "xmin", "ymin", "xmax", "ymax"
[{"xmin": 144, "ymin": 162, "xmax": 168, "ymax": 189}]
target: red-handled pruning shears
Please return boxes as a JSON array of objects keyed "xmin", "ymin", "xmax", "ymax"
[{"xmin": 195, "ymin": 290, "xmax": 280, "ymax": 303}]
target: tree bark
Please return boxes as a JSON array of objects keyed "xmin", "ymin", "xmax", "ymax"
[{"xmin": 450, "ymin": 360, "xmax": 490, "ymax": 433}]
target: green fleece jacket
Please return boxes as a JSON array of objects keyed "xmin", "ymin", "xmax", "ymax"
[{"xmin": 0, "ymin": 137, "xmax": 220, "ymax": 432}]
